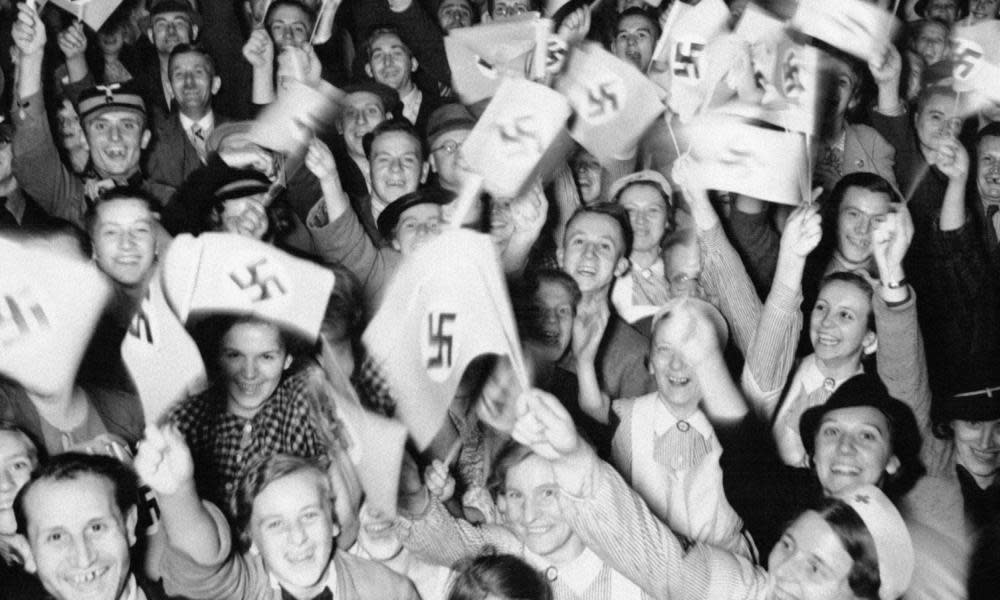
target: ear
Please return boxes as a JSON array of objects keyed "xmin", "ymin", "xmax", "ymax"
[
  {"xmin": 420, "ymin": 161, "xmax": 430, "ymax": 184},
  {"xmin": 428, "ymin": 152, "xmax": 440, "ymax": 173},
  {"xmin": 9, "ymin": 534, "xmax": 35, "ymax": 574},
  {"xmin": 556, "ymin": 246, "xmax": 565, "ymax": 269},
  {"xmin": 249, "ymin": 542, "xmax": 260, "ymax": 556},
  {"xmin": 146, "ymin": 28, "xmax": 155, "ymax": 44},
  {"xmin": 410, "ymin": 56, "xmax": 419, "ymax": 73},
  {"xmin": 885, "ymin": 454, "xmax": 900, "ymax": 476},
  {"xmin": 495, "ymin": 493, "xmax": 508, "ymax": 514},
  {"xmin": 192, "ymin": 25, "xmax": 200, "ymax": 40},
  {"xmin": 211, "ymin": 75, "xmax": 222, "ymax": 95},
  {"xmin": 391, "ymin": 239, "xmax": 402, "ymax": 252},
  {"xmin": 141, "ymin": 129, "xmax": 152, "ymax": 150},
  {"xmin": 847, "ymin": 89, "xmax": 860, "ymax": 112},
  {"xmin": 365, "ymin": 63, "xmax": 373, "ymax": 79},
  {"xmin": 125, "ymin": 505, "xmax": 139, "ymax": 547},
  {"xmin": 283, "ymin": 354, "xmax": 294, "ymax": 370},
  {"xmin": 613, "ymin": 256, "xmax": 629, "ymax": 278},
  {"xmin": 861, "ymin": 331, "xmax": 878, "ymax": 356}
]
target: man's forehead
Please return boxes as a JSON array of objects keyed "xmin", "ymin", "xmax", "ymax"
[
  {"xmin": 85, "ymin": 110, "xmax": 145, "ymax": 125},
  {"xmin": 567, "ymin": 212, "xmax": 623, "ymax": 239},
  {"xmin": 25, "ymin": 475, "xmax": 119, "ymax": 526},
  {"xmin": 373, "ymin": 132, "xmax": 421, "ymax": 155},
  {"xmin": 153, "ymin": 11, "xmax": 192, "ymax": 24},
  {"xmin": 979, "ymin": 135, "xmax": 1000, "ymax": 153},
  {"xmin": 96, "ymin": 199, "xmax": 153, "ymax": 223},
  {"xmin": 617, "ymin": 15, "xmax": 654, "ymax": 33},
  {"xmin": 270, "ymin": 4, "xmax": 310, "ymax": 22},
  {"xmin": 172, "ymin": 52, "xmax": 211, "ymax": 69},
  {"xmin": 345, "ymin": 92, "xmax": 384, "ymax": 110},
  {"xmin": 371, "ymin": 33, "xmax": 409, "ymax": 52},
  {"xmin": 399, "ymin": 203, "xmax": 442, "ymax": 221}
]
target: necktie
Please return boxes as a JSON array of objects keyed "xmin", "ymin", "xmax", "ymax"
[
  {"xmin": 653, "ymin": 420, "xmax": 710, "ymax": 473},
  {"xmin": 191, "ymin": 124, "xmax": 208, "ymax": 163},
  {"xmin": 0, "ymin": 197, "xmax": 18, "ymax": 228},
  {"xmin": 280, "ymin": 587, "xmax": 332, "ymax": 600},
  {"xmin": 987, "ymin": 204, "xmax": 999, "ymax": 250}
]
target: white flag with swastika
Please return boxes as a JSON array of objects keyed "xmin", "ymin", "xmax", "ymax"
[
  {"xmin": 160, "ymin": 233, "xmax": 334, "ymax": 342},
  {"xmin": 362, "ymin": 230, "xmax": 528, "ymax": 450},
  {"xmin": 789, "ymin": 0, "xmax": 896, "ymax": 63},
  {"xmin": 951, "ymin": 21, "xmax": 1000, "ymax": 112},
  {"xmin": 555, "ymin": 42, "xmax": 665, "ymax": 161},
  {"xmin": 0, "ymin": 238, "xmax": 111, "ymax": 396},
  {"xmin": 445, "ymin": 16, "xmax": 548, "ymax": 105}
]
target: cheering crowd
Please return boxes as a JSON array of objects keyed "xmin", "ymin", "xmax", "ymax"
[{"xmin": 2, "ymin": 0, "xmax": 1000, "ymax": 598}]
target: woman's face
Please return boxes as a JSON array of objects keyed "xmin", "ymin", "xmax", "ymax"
[
  {"xmin": 952, "ymin": 419, "xmax": 1000, "ymax": 488},
  {"xmin": 810, "ymin": 280, "xmax": 875, "ymax": 368},
  {"xmin": 813, "ymin": 406, "xmax": 899, "ymax": 497},
  {"xmin": 768, "ymin": 510, "xmax": 856, "ymax": 600},
  {"xmin": 220, "ymin": 321, "xmax": 291, "ymax": 418}
]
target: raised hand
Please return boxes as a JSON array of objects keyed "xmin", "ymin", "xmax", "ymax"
[
  {"xmin": 867, "ymin": 43, "xmax": 901, "ymax": 88},
  {"xmin": 572, "ymin": 300, "xmax": 608, "ymax": 364},
  {"xmin": 305, "ymin": 137, "xmax": 340, "ymax": 185},
  {"xmin": 57, "ymin": 21, "xmax": 87, "ymax": 59},
  {"xmin": 510, "ymin": 388, "xmax": 580, "ymax": 462},
  {"xmin": 871, "ymin": 203, "xmax": 914, "ymax": 279},
  {"xmin": 134, "ymin": 424, "xmax": 195, "ymax": 496},
  {"xmin": 933, "ymin": 137, "xmax": 970, "ymax": 183},
  {"xmin": 424, "ymin": 459, "xmax": 456, "ymax": 502},
  {"xmin": 778, "ymin": 202, "xmax": 823, "ymax": 259},
  {"xmin": 556, "ymin": 6, "xmax": 591, "ymax": 46},
  {"xmin": 510, "ymin": 180, "xmax": 548, "ymax": 236},
  {"xmin": 653, "ymin": 298, "xmax": 722, "ymax": 368},
  {"xmin": 242, "ymin": 28, "xmax": 275, "ymax": 70},
  {"xmin": 12, "ymin": 2, "xmax": 46, "ymax": 58}
]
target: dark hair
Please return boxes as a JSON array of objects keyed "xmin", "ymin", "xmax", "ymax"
[
  {"xmin": 813, "ymin": 172, "xmax": 899, "ymax": 269},
  {"xmin": 363, "ymin": 25, "xmax": 412, "ymax": 62},
  {"xmin": 0, "ymin": 420, "xmax": 42, "ymax": 469},
  {"xmin": 613, "ymin": 6, "xmax": 662, "ymax": 44},
  {"xmin": 563, "ymin": 203, "xmax": 633, "ymax": 259},
  {"xmin": 191, "ymin": 314, "xmax": 308, "ymax": 383},
  {"xmin": 204, "ymin": 194, "xmax": 296, "ymax": 243},
  {"xmin": 233, "ymin": 453, "xmax": 333, "ymax": 551},
  {"xmin": 816, "ymin": 271, "xmax": 877, "ymax": 332},
  {"xmin": 486, "ymin": 0, "xmax": 541, "ymax": 17},
  {"xmin": 486, "ymin": 442, "xmax": 535, "ymax": 501},
  {"xmin": 448, "ymin": 552, "xmax": 553, "ymax": 600},
  {"xmin": 167, "ymin": 42, "xmax": 217, "ymax": 79},
  {"xmin": 975, "ymin": 121, "xmax": 1000, "ymax": 150},
  {"xmin": 14, "ymin": 453, "xmax": 139, "ymax": 536},
  {"xmin": 812, "ymin": 498, "xmax": 882, "ymax": 600},
  {"xmin": 514, "ymin": 268, "xmax": 582, "ymax": 344},
  {"xmin": 264, "ymin": 0, "xmax": 317, "ymax": 29},
  {"xmin": 82, "ymin": 187, "xmax": 158, "ymax": 239},
  {"xmin": 362, "ymin": 117, "xmax": 426, "ymax": 161}
]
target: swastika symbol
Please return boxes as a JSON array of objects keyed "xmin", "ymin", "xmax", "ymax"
[
  {"xmin": 496, "ymin": 116, "xmax": 544, "ymax": 158},
  {"xmin": 230, "ymin": 258, "xmax": 287, "ymax": 302},
  {"xmin": 672, "ymin": 41, "xmax": 705, "ymax": 79},
  {"xmin": 585, "ymin": 82, "xmax": 620, "ymax": 121},
  {"xmin": 546, "ymin": 38, "xmax": 568, "ymax": 74},
  {"xmin": 427, "ymin": 312, "xmax": 456, "ymax": 370},
  {"xmin": 0, "ymin": 290, "xmax": 49, "ymax": 346},
  {"xmin": 782, "ymin": 50, "xmax": 805, "ymax": 98},
  {"xmin": 953, "ymin": 43, "xmax": 984, "ymax": 80}
]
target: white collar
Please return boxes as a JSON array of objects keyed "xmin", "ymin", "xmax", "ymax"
[
  {"xmin": 798, "ymin": 354, "xmax": 863, "ymax": 394},
  {"xmin": 179, "ymin": 110, "xmax": 214, "ymax": 133},
  {"xmin": 523, "ymin": 546, "xmax": 604, "ymax": 595},
  {"xmin": 267, "ymin": 552, "xmax": 339, "ymax": 597},
  {"xmin": 649, "ymin": 394, "xmax": 714, "ymax": 438}
]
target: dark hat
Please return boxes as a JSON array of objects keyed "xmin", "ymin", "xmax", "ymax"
[
  {"xmin": 376, "ymin": 187, "xmax": 454, "ymax": 239},
  {"xmin": 342, "ymin": 81, "xmax": 402, "ymax": 117},
  {"xmin": 211, "ymin": 167, "xmax": 272, "ymax": 202},
  {"xmin": 76, "ymin": 82, "xmax": 146, "ymax": 122},
  {"xmin": 800, "ymin": 374, "xmax": 923, "ymax": 465},
  {"xmin": 150, "ymin": 0, "xmax": 197, "ymax": 19},
  {"xmin": 206, "ymin": 121, "xmax": 254, "ymax": 155},
  {"xmin": 426, "ymin": 102, "xmax": 476, "ymax": 148},
  {"xmin": 936, "ymin": 368, "xmax": 1000, "ymax": 423},
  {"xmin": 913, "ymin": 0, "xmax": 968, "ymax": 19}
]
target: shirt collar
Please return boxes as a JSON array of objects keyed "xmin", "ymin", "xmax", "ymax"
[
  {"xmin": 268, "ymin": 552, "xmax": 339, "ymax": 598},
  {"xmin": 2, "ymin": 187, "xmax": 25, "ymax": 223},
  {"xmin": 523, "ymin": 546, "xmax": 604, "ymax": 595},
  {"xmin": 650, "ymin": 398, "xmax": 714, "ymax": 438},
  {"xmin": 179, "ymin": 111, "xmax": 215, "ymax": 133}
]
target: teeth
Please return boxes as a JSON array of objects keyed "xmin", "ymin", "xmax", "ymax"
[{"xmin": 668, "ymin": 376, "xmax": 689, "ymax": 385}]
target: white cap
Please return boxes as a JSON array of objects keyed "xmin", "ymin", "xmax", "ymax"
[{"xmin": 837, "ymin": 485, "xmax": 914, "ymax": 600}]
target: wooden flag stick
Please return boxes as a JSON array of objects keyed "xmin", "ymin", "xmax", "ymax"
[{"xmin": 445, "ymin": 172, "xmax": 484, "ymax": 229}]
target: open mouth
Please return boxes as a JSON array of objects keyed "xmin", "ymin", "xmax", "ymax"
[
  {"xmin": 68, "ymin": 565, "xmax": 111, "ymax": 586},
  {"xmin": 830, "ymin": 464, "xmax": 861, "ymax": 476},
  {"xmin": 285, "ymin": 549, "xmax": 316, "ymax": 564},
  {"xmin": 667, "ymin": 375, "xmax": 690, "ymax": 386},
  {"xmin": 815, "ymin": 333, "xmax": 839, "ymax": 347},
  {"xmin": 236, "ymin": 380, "xmax": 264, "ymax": 395},
  {"xmin": 970, "ymin": 447, "xmax": 1000, "ymax": 463}
]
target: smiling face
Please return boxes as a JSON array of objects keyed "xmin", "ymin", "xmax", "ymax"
[
  {"xmin": 357, "ymin": 501, "xmax": 402, "ymax": 561},
  {"xmin": 23, "ymin": 475, "xmax": 136, "ymax": 600},
  {"xmin": 619, "ymin": 183, "xmax": 670, "ymax": 255},
  {"xmin": 250, "ymin": 470, "xmax": 337, "ymax": 595},
  {"xmin": 219, "ymin": 196, "xmax": 270, "ymax": 239},
  {"xmin": 91, "ymin": 198, "xmax": 157, "ymax": 288},
  {"xmin": 612, "ymin": 14, "xmax": 656, "ymax": 71},
  {"xmin": 768, "ymin": 510, "xmax": 856, "ymax": 600},
  {"xmin": 84, "ymin": 110, "xmax": 150, "ymax": 180},
  {"xmin": 169, "ymin": 51, "xmax": 219, "ymax": 117},
  {"xmin": 341, "ymin": 92, "xmax": 387, "ymax": 159},
  {"xmin": 499, "ymin": 455, "xmax": 584, "ymax": 564},
  {"xmin": 571, "ymin": 152, "xmax": 602, "ymax": 206},
  {"xmin": 366, "ymin": 33, "xmax": 417, "ymax": 93},
  {"xmin": 835, "ymin": 186, "xmax": 891, "ymax": 264},
  {"xmin": 391, "ymin": 202, "xmax": 443, "ymax": 255},
  {"xmin": 558, "ymin": 212, "xmax": 629, "ymax": 296},
  {"xmin": 977, "ymin": 135, "xmax": 1000, "ymax": 203},
  {"xmin": 924, "ymin": 0, "xmax": 959, "ymax": 22},
  {"xmin": 912, "ymin": 21, "xmax": 948, "ymax": 66},
  {"xmin": 810, "ymin": 280, "xmax": 875, "ymax": 369},
  {"xmin": 952, "ymin": 419, "xmax": 1000, "ymax": 489},
  {"xmin": 812, "ymin": 406, "xmax": 900, "ymax": 496},
  {"xmin": 532, "ymin": 279, "xmax": 575, "ymax": 361},
  {"xmin": 219, "ymin": 321, "xmax": 292, "ymax": 418},
  {"xmin": 267, "ymin": 4, "xmax": 312, "ymax": 51},
  {"xmin": 0, "ymin": 431, "xmax": 34, "ymax": 535},
  {"xmin": 971, "ymin": 0, "xmax": 1000, "ymax": 22},
  {"xmin": 649, "ymin": 315, "xmax": 701, "ymax": 415},
  {"xmin": 149, "ymin": 11, "xmax": 195, "ymax": 56},
  {"xmin": 370, "ymin": 130, "xmax": 428, "ymax": 205},
  {"xmin": 429, "ymin": 128, "xmax": 472, "ymax": 192}
]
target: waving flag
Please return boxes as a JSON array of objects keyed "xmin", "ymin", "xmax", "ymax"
[
  {"xmin": 45, "ymin": 0, "xmax": 124, "ymax": 31},
  {"xmin": 362, "ymin": 230, "xmax": 528, "ymax": 449},
  {"xmin": 555, "ymin": 43, "xmax": 665, "ymax": 161},
  {"xmin": 0, "ymin": 238, "xmax": 111, "ymax": 396},
  {"xmin": 951, "ymin": 20, "xmax": 1000, "ymax": 109},
  {"xmin": 789, "ymin": 0, "xmax": 895, "ymax": 63},
  {"xmin": 160, "ymin": 233, "xmax": 334, "ymax": 342},
  {"xmin": 445, "ymin": 17, "xmax": 550, "ymax": 104}
]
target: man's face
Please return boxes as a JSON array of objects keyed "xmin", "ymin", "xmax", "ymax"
[
  {"xmin": 391, "ymin": 203, "xmax": 443, "ymax": 255},
  {"xmin": 971, "ymin": 0, "xmax": 1000, "ymax": 22},
  {"xmin": 149, "ymin": 11, "xmax": 195, "ymax": 55},
  {"xmin": 84, "ymin": 110, "xmax": 150, "ymax": 179},
  {"xmin": 370, "ymin": 131, "xmax": 427, "ymax": 204},
  {"xmin": 429, "ymin": 129, "xmax": 472, "ymax": 191},
  {"xmin": 491, "ymin": 0, "xmax": 531, "ymax": 20},
  {"xmin": 532, "ymin": 279, "xmax": 575, "ymax": 361},
  {"xmin": 812, "ymin": 406, "xmax": 899, "ymax": 496},
  {"xmin": 810, "ymin": 279, "xmax": 875, "ymax": 365},
  {"xmin": 97, "ymin": 27, "xmax": 124, "ymax": 56},
  {"xmin": 23, "ymin": 475, "xmax": 136, "ymax": 600},
  {"xmin": 366, "ymin": 33, "xmax": 417, "ymax": 92},
  {"xmin": 571, "ymin": 152, "xmax": 602, "ymax": 206},
  {"xmin": 619, "ymin": 183, "xmax": 669, "ymax": 254},
  {"xmin": 822, "ymin": 57, "xmax": 858, "ymax": 119},
  {"xmin": 341, "ymin": 92, "xmax": 387, "ymax": 159},
  {"xmin": 836, "ymin": 186, "xmax": 891, "ymax": 264},
  {"xmin": 250, "ymin": 470, "xmax": 337, "ymax": 594},
  {"xmin": 356, "ymin": 501, "xmax": 402, "ymax": 561},
  {"xmin": 268, "ymin": 4, "xmax": 312, "ymax": 51},
  {"xmin": 0, "ymin": 431, "xmax": 33, "ymax": 535},
  {"xmin": 925, "ymin": 0, "xmax": 959, "ymax": 22},
  {"xmin": 169, "ymin": 52, "xmax": 219, "ymax": 115},
  {"xmin": 500, "ymin": 455, "xmax": 582, "ymax": 564},
  {"xmin": 768, "ymin": 510, "xmax": 855, "ymax": 600},
  {"xmin": 912, "ymin": 22, "xmax": 948, "ymax": 66},
  {"xmin": 664, "ymin": 241, "xmax": 704, "ymax": 299},
  {"xmin": 219, "ymin": 321, "xmax": 291, "ymax": 418},
  {"xmin": 977, "ymin": 135, "xmax": 1000, "ymax": 202},
  {"xmin": 438, "ymin": 0, "xmax": 473, "ymax": 31},
  {"xmin": 558, "ymin": 212, "xmax": 628, "ymax": 295},
  {"xmin": 915, "ymin": 93, "xmax": 963, "ymax": 153},
  {"xmin": 649, "ymin": 315, "xmax": 701, "ymax": 412},
  {"xmin": 91, "ymin": 198, "xmax": 157, "ymax": 287},
  {"xmin": 612, "ymin": 14, "xmax": 656, "ymax": 71}
]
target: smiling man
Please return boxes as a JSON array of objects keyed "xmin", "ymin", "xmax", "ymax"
[
  {"xmin": 363, "ymin": 27, "xmax": 445, "ymax": 134},
  {"xmin": 12, "ymin": 453, "xmax": 156, "ymax": 600},
  {"xmin": 610, "ymin": 7, "xmax": 660, "ymax": 72},
  {"xmin": 143, "ymin": 0, "xmax": 201, "ymax": 116}
]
